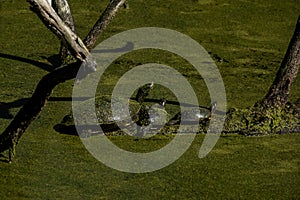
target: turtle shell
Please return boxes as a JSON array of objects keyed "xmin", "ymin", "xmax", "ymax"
[
  {"xmin": 66, "ymin": 96, "xmax": 140, "ymax": 123},
  {"xmin": 94, "ymin": 96, "xmax": 141, "ymax": 124},
  {"xmin": 167, "ymin": 106, "xmax": 212, "ymax": 125},
  {"xmin": 135, "ymin": 102, "xmax": 170, "ymax": 138},
  {"xmin": 58, "ymin": 96, "xmax": 141, "ymax": 135}
]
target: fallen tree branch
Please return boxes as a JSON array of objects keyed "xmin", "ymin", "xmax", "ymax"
[
  {"xmin": 28, "ymin": 0, "xmax": 89, "ymax": 62},
  {"xmin": 53, "ymin": 0, "xmax": 76, "ymax": 32},
  {"xmin": 52, "ymin": 0, "xmax": 78, "ymax": 64}
]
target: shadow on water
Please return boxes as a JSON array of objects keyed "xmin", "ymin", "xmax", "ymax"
[
  {"xmin": 0, "ymin": 97, "xmax": 92, "ymax": 119},
  {"xmin": 0, "ymin": 98, "xmax": 29, "ymax": 119},
  {"xmin": 0, "ymin": 53, "xmax": 55, "ymax": 72},
  {"xmin": 0, "ymin": 154, "xmax": 9, "ymax": 163}
]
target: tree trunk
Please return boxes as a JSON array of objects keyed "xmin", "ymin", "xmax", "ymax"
[
  {"xmin": 0, "ymin": 0, "xmax": 126, "ymax": 161},
  {"xmin": 261, "ymin": 15, "xmax": 300, "ymax": 108}
]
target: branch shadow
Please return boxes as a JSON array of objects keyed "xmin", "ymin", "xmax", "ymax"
[
  {"xmin": 0, "ymin": 154, "xmax": 9, "ymax": 163},
  {"xmin": 0, "ymin": 52, "xmax": 56, "ymax": 72},
  {"xmin": 0, "ymin": 96, "xmax": 93, "ymax": 119},
  {"xmin": 92, "ymin": 41, "xmax": 134, "ymax": 53},
  {"xmin": 0, "ymin": 98, "xmax": 29, "ymax": 119}
]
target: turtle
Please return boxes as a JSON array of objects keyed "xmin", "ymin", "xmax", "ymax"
[
  {"xmin": 136, "ymin": 81, "xmax": 154, "ymax": 104},
  {"xmin": 160, "ymin": 101, "xmax": 217, "ymax": 134},
  {"xmin": 55, "ymin": 96, "xmax": 139, "ymax": 137},
  {"xmin": 167, "ymin": 101, "xmax": 217, "ymax": 125},
  {"xmin": 135, "ymin": 98, "xmax": 169, "ymax": 138},
  {"xmin": 55, "ymin": 83, "xmax": 169, "ymax": 137}
]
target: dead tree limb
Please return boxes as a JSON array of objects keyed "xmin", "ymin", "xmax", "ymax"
[
  {"xmin": 84, "ymin": 0, "xmax": 127, "ymax": 50},
  {"xmin": 0, "ymin": 0, "xmax": 126, "ymax": 161},
  {"xmin": 53, "ymin": 0, "xmax": 76, "ymax": 32},
  {"xmin": 28, "ymin": 0, "xmax": 90, "ymax": 62},
  {"xmin": 261, "ymin": 15, "xmax": 300, "ymax": 108},
  {"xmin": 52, "ymin": 0, "xmax": 77, "ymax": 64}
]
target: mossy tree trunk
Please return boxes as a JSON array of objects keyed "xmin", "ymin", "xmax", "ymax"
[
  {"xmin": 0, "ymin": 0, "xmax": 126, "ymax": 162},
  {"xmin": 227, "ymin": 16, "xmax": 300, "ymax": 135},
  {"xmin": 261, "ymin": 15, "xmax": 300, "ymax": 108}
]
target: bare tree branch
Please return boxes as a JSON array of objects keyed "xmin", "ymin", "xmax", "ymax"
[
  {"xmin": 28, "ymin": 0, "xmax": 90, "ymax": 62},
  {"xmin": 52, "ymin": 0, "xmax": 78, "ymax": 64},
  {"xmin": 84, "ymin": 0, "xmax": 127, "ymax": 50},
  {"xmin": 53, "ymin": 0, "xmax": 76, "ymax": 32}
]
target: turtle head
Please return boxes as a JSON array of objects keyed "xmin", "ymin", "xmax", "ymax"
[
  {"xmin": 210, "ymin": 101, "xmax": 217, "ymax": 116},
  {"xmin": 136, "ymin": 82, "xmax": 155, "ymax": 104},
  {"xmin": 149, "ymin": 81, "xmax": 154, "ymax": 88},
  {"xmin": 159, "ymin": 98, "xmax": 167, "ymax": 108}
]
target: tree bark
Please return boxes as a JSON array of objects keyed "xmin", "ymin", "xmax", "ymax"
[
  {"xmin": 0, "ymin": 0, "xmax": 126, "ymax": 160},
  {"xmin": 84, "ymin": 0, "xmax": 127, "ymax": 51},
  {"xmin": 28, "ymin": 0, "xmax": 90, "ymax": 62},
  {"xmin": 52, "ymin": 0, "xmax": 78, "ymax": 65},
  {"xmin": 261, "ymin": 15, "xmax": 300, "ymax": 108},
  {"xmin": 53, "ymin": 0, "xmax": 76, "ymax": 32}
]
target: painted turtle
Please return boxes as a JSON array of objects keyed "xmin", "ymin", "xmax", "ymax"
[
  {"xmin": 167, "ymin": 102, "xmax": 217, "ymax": 125},
  {"xmin": 56, "ymin": 83, "xmax": 170, "ymax": 137}
]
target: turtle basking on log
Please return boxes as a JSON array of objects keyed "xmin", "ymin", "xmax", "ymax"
[
  {"xmin": 55, "ymin": 83, "xmax": 172, "ymax": 137},
  {"xmin": 55, "ymin": 83, "xmax": 217, "ymax": 137},
  {"xmin": 167, "ymin": 102, "xmax": 217, "ymax": 125}
]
